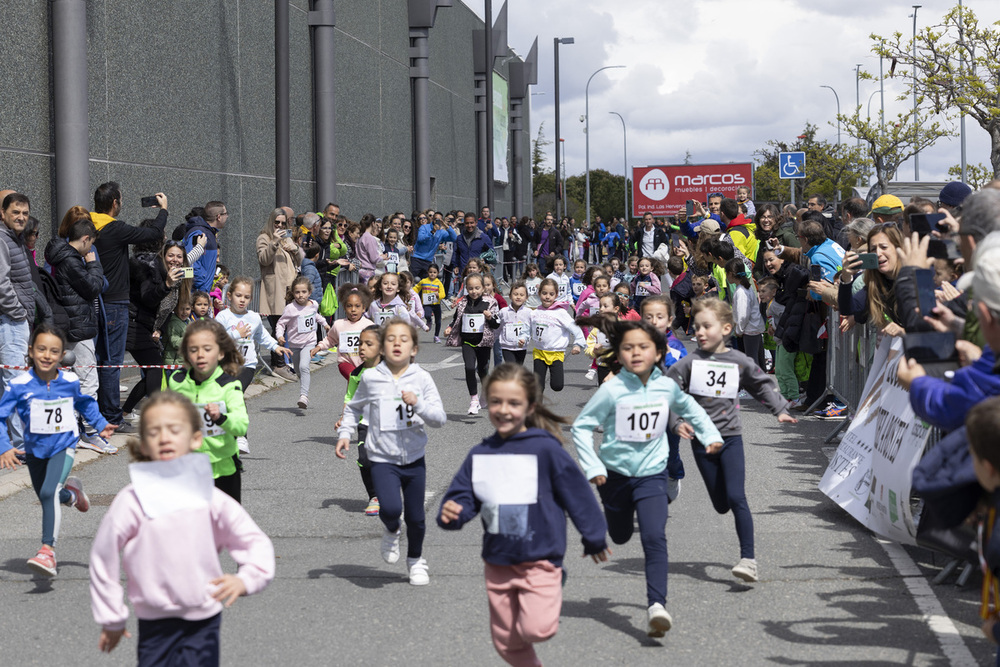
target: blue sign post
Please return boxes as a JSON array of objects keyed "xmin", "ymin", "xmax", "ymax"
[{"xmin": 779, "ymin": 151, "xmax": 805, "ymax": 206}]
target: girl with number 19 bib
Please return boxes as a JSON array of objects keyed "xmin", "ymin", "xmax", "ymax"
[
  {"xmin": 666, "ymin": 299, "xmax": 796, "ymax": 584},
  {"xmin": 572, "ymin": 318, "xmax": 721, "ymax": 638}
]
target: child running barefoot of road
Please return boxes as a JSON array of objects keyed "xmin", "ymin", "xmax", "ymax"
[
  {"xmin": 439, "ymin": 363, "xmax": 609, "ymax": 667},
  {"xmin": 666, "ymin": 299, "xmax": 797, "ymax": 584},
  {"xmin": 313, "ymin": 283, "xmax": 375, "ymax": 381},
  {"xmin": 276, "ymin": 275, "xmax": 327, "ymax": 409},
  {"xmin": 530, "ymin": 279, "xmax": 585, "ymax": 393},
  {"xmin": 168, "ymin": 320, "xmax": 250, "ymax": 504},
  {"xmin": 572, "ymin": 318, "xmax": 721, "ymax": 637},
  {"xmin": 337, "ymin": 318, "xmax": 446, "ymax": 585},
  {"xmin": 89, "ymin": 391, "xmax": 274, "ymax": 664},
  {"xmin": 0, "ymin": 325, "xmax": 117, "ymax": 577},
  {"xmin": 335, "ymin": 325, "xmax": 383, "ymax": 516}
]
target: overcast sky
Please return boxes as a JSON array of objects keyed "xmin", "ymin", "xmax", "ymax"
[{"xmin": 468, "ymin": 0, "xmax": 1000, "ymax": 191}]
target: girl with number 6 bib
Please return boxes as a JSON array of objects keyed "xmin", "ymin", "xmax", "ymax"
[
  {"xmin": 572, "ymin": 318, "xmax": 721, "ymax": 637},
  {"xmin": 445, "ymin": 273, "xmax": 500, "ymax": 415},
  {"xmin": 168, "ymin": 320, "xmax": 250, "ymax": 504},
  {"xmin": 337, "ymin": 318, "xmax": 446, "ymax": 586},
  {"xmin": 666, "ymin": 299, "xmax": 797, "ymax": 584}
]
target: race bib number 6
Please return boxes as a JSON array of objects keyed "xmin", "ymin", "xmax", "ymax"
[
  {"xmin": 462, "ymin": 313, "xmax": 485, "ymax": 333},
  {"xmin": 615, "ymin": 400, "xmax": 668, "ymax": 442},
  {"xmin": 30, "ymin": 397, "xmax": 77, "ymax": 436},
  {"xmin": 689, "ymin": 360, "xmax": 739, "ymax": 399}
]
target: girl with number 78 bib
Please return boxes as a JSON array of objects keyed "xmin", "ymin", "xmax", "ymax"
[
  {"xmin": 572, "ymin": 318, "xmax": 721, "ymax": 639},
  {"xmin": 666, "ymin": 299, "xmax": 797, "ymax": 585}
]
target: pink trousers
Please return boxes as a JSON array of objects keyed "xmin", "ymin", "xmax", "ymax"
[{"xmin": 484, "ymin": 560, "xmax": 563, "ymax": 667}]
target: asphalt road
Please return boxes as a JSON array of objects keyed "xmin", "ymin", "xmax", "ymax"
[{"xmin": 0, "ymin": 341, "xmax": 993, "ymax": 666}]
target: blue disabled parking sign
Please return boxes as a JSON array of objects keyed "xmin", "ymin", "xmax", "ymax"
[{"xmin": 779, "ymin": 151, "xmax": 805, "ymax": 179}]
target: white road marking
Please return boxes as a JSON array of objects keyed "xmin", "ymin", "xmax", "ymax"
[
  {"xmin": 877, "ymin": 539, "xmax": 978, "ymax": 666},
  {"xmin": 420, "ymin": 353, "xmax": 464, "ymax": 372}
]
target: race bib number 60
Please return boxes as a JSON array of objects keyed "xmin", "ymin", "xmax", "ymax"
[{"xmin": 689, "ymin": 360, "xmax": 739, "ymax": 399}]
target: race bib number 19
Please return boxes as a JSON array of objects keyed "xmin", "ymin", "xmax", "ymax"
[
  {"xmin": 689, "ymin": 360, "xmax": 739, "ymax": 399},
  {"xmin": 380, "ymin": 393, "xmax": 419, "ymax": 431},
  {"xmin": 615, "ymin": 400, "xmax": 668, "ymax": 442},
  {"xmin": 30, "ymin": 397, "xmax": 77, "ymax": 436}
]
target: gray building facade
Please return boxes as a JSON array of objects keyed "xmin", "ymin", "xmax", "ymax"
[{"xmin": 0, "ymin": 0, "xmax": 531, "ymax": 277}]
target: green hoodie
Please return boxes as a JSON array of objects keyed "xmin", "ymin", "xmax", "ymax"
[{"xmin": 167, "ymin": 365, "xmax": 248, "ymax": 478}]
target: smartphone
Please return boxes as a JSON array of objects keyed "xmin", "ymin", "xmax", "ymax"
[
  {"xmin": 140, "ymin": 195, "xmax": 159, "ymax": 208},
  {"xmin": 180, "ymin": 266, "xmax": 195, "ymax": 280},
  {"xmin": 915, "ymin": 268, "xmax": 937, "ymax": 318},
  {"xmin": 927, "ymin": 238, "xmax": 960, "ymax": 261},
  {"xmin": 903, "ymin": 332, "xmax": 958, "ymax": 363},
  {"xmin": 810, "ymin": 265, "xmax": 823, "ymax": 281},
  {"xmin": 685, "ymin": 201, "xmax": 694, "ymax": 217},
  {"xmin": 909, "ymin": 213, "xmax": 946, "ymax": 237},
  {"xmin": 856, "ymin": 253, "xmax": 879, "ymax": 270}
]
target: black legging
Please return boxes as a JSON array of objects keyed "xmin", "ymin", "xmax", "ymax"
[
  {"xmin": 462, "ymin": 344, "xmax": 491, "ymax": 396},
  {"xmin": 267, "ymin": 315, "xmax": 288, "ymax": 369},
  {"xmin": 501, "ymin": 349, "xmax": 526, "ymax": 365},
  {"xmin": 533, "ymin": 358, "xmax": 564, "ymax": 392},
  {"xmin": 121, "ymin": 346, "xmax": 165, "ymax": 414}
]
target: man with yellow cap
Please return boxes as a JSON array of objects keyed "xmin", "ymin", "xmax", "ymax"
[{"xmin": 869, "ymin": 194, "xmax": 904, "ymax": 224}]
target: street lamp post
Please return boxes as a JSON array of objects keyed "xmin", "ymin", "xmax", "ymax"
[
  {"xmin": 820, "ymin": 85, "xmax": 841, "ymax": 146},
  {"xmin": 553, "ymin": 37, "xmax": 574, "ymax": 220},
  {"xmin": 585, "ymin": 65, "xmax": 625, "ymax": 227},
  {"xmin": 911, "ymin": 4, "xmax": 921, "ymax": 180},
  {"xmin": 855, "ymin": 64, "xmax": 862, "ymax": 147},
  {"xmin": 609, "ymin": 111, "xmax": 627, "ymax": 222}
]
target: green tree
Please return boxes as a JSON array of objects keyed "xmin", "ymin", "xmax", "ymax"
[
  {"xmin": 531, "ymin": 122, "xmax": 551, "ymax": 179},
  {"xmin": 562, "ymin": 170, "xmax": 630, "ymax": 223},
  {"xmin": 838, "ymin": 106, "xmax": 952, "ymax": 195},
  {"xmin": 948, "ymin": 162, "xmax": 991, "ymax": 190},
  {"xmin": 872, "ymin": 5, "xmax": 1000, "ymax": 177},
  {"xmin": 753, "ymin": 124, "xmax": 870, "ymax": 203}
]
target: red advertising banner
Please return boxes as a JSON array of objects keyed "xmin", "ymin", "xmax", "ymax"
[{"xmin": 632, "ymin": 163, "xmax": 754, "ymax": 217}]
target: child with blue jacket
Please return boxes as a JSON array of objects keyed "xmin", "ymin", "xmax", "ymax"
[
  {"xmin": 0, "ymin": 325, "xmax": 117, "ymax": 577},
  {"xmin": 898, "ymin": 344, "xmax": 1000, "ymax": 433},
  {"xmin": 439, "ymin": 363, "xmax": 609, "ymax": 667},
  {"xmin": 572, "ymin": 317, "xmax": 721, "ymax": 638}
]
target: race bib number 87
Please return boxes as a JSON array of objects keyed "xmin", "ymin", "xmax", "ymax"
[{"xmin": 689, "ymin": 360, "xmax": 739, "ymax": 399}]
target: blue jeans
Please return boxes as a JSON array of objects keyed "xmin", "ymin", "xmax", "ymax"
[
  {"xmin": 691, "ymin": 435, "xmax": 754, "ymax": 559},
  {"xmin": 97, "ymin": 301, "xmax": 129, "ymax": 425},
  {"xmin": 370, "ymin": 458, "xmax": 426, "ymax": 559},
  {"xmin": 598, "ymin": 469, "xmax": 670, "ymax": 606},
  {"xmin": 0, "ymin": 314, "xmax": 29, "ymax": 447}
]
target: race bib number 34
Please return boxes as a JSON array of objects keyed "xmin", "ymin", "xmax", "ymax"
[
  {"xmin": 30, "ymin": 397, "xmax": 77, "ymax": 436},
  {"xmin": 689, "ymin": 360, "xmax": 739, "ymax": 399},
  {"xmin": 615, "ymin": 400, "xmax": 668, "ymax": 442}
]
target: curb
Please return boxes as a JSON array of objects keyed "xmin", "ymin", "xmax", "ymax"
[{"xmin": 0, "ymin": 355, "xmax": 337, "ymax": 502}]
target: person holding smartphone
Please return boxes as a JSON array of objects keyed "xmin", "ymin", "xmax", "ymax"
[
  {"xmin": 837, "ymin": 223, "xmax": 905, "ymax": 337},
  {"xmin": 257, "ymin": 208, "xmax": 303, "ymax": 379}
]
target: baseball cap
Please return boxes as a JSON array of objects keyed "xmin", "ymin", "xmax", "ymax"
[
  {"xmin": 870, "ymin": 195, "xmax": 904, "ymax": 215},
  {"xmin": 971, "ymin": 232, "xmax": 1000, "ymax": 311},
  {"xmin": 698, "ymin": 220, "xmax": 721, "ymax": 234},
  {"xmin": 939, "ymin": 181, "xmax": 973, "ymax": 208}
]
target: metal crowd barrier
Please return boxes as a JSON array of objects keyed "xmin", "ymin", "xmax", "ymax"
[{"xmin": 822, "ymin": 307, "xmax": 879, "ymax": 443}]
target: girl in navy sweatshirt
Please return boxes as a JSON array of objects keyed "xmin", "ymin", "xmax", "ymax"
[{"xmin": 439, "ymin": 363, "xmax": 609, "ymax": 667}]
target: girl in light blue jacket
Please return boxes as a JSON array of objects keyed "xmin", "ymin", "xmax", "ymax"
[{"xmin": 571, "ymin": 317, "xmax": 721, "ymax": 639}]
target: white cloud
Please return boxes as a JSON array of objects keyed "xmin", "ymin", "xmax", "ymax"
[{"xmin": 466, "ymin": 0, "xmax": 1000, "ymax": 188}]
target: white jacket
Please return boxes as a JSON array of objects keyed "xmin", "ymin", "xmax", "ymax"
[
  {"xmin": 547, "ymin": 272, "xmax": 571, "ymax": 303},
  {"xmin": 498, "ymin": 305, "xmax": 533, "ymax": 350},
  {"xmin": 337, "ymin": 362, "xmax": 446, "ymax": 465},
  {"xmin": 731, "ymin": 284, "xmax": 765, "ymax": 336},
  {"xmin": 531, "ymin": 305, "xmax": 585, "ymax": 352},
  {"xmin": 215, "ymin": 309, "xmax": 278, "ymax": 369}
]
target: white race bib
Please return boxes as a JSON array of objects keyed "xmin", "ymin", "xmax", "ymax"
[
  {"xmin": 195, "ymin": 402, "xmax": 228, "ymax": 437},
  {"xmin": 29, "ymin": 397, "xmax": 77, "ymax": 436},
  {"xmin": 422, "ymin": 290, "xmax": 439, "ymax": 305},
  {"xmin": 341, "ymin": 331, "xmax": 361, "ymax": 355},
  {"xmin": 532, "ymin": 323, "xmax": 548, "ymax": 341},
  {"xmin": 387, "ymin": 252, "xmax": 399, "ymax": 265},
  {"xmin": 237, "ymin": 338, "xmax": 252, "ymax": 359},
  {"xmin": 527, "ymin": 283, "xmax": 538, "ymax": 295},
  {"xmin": 572, "ymin": 282, "xmax": 584, "ymax": 296},
  {"xmin": 557, "ymin": 282, "xmax": 568, "ymax": 297},
  {"xmin": 298, "ymin": 313, "xmax": 317, "ymax": 333},
  {"xmin": 462, "ymin": 313, "xmax": 485, "ymax": 333},
  {"xmin": 379, "ymin": 393, "xmax": 419, "ymax": 431},
  {"xmin": 636, "ymin": 282, "xmax": 651, "ymax": 296},
  {"xmin": 375, "ymin": 309, "xmax": 394, "ymax": 326},
  {"xmin": 505, "ymin": 322, "xmax": 526, "ymax": 340},
  {"xmin": 615, "ymin": 399, "xmax": 668, "ymax": 442},
  {"xmin": 689, "ymin": 360, "xmax": 739, "ymax": 399}
]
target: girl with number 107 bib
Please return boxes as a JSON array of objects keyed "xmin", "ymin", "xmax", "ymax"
[
  {"xmin": 666, "ymin": 299, "xmax": 797, "ymax": 585},
  {"xmin": 572, "ymin": 318, "xmax": 721, "ymax": 639}
]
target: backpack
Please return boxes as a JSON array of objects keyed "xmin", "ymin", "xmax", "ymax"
[{"xmin": 35, "ymin": 267, "xmax": 71, "ymax": 335}]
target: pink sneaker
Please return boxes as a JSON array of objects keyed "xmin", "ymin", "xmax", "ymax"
[
  {"xmin": 64, "ymin": 476, "xmax": 89, "ymax": 512},
  {"xmin": 27, "ymin": 545, "xmax": 57, "ymax": 577}
]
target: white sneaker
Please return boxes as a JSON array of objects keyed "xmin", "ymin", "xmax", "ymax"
[
  {"xmin": 236, "ymin": 436, "xmax": 250, "ymax": 454},
  {"xmin": 407, "ymin": 557, "xmax": 429, "ymax": 586},
  {"xmin": 468, "ymin": 395, "xmax": 480, "ymax": 415},
  {"xmin": 666, "ymin": 478, "xmax": 680, "ymax": 503},
  {"xmin": 381, "ymin": 527, "xmax": 401, "ymax": 564},
  {"xmin": 316, "ymin": 349, "xmax": 329, "ymax": 357},
  {"xmin": 585, "ymin": 368, "xmax": 597, "ymax": 381},
  {"xmin": 731, "ymin": 558, "xmax": 758, "ymax": 583},
  {"xmin": 646, "ymin": 603, "xmax": 673, "ymax": 637},
  {"xmin": 297, "ymin": 395, "xmax": 308, "ymax": 409},
  {"xmin": 78, "ymin": 433, "xmax": 118, "ymax": 455}
]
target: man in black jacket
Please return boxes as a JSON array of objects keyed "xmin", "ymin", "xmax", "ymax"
[
  {"xmin": 630, "ymin": 212, "xmax": 669, "ymax": 258},
  {"xmin": 533, "ymin": 214, "xmax": 564, "ymax": 273},
  {"xmin": 91, "ymin": 182, "xmax": 169, "ymax": 429}
]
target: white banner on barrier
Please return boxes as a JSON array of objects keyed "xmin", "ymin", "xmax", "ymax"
[{"xmin": 819, "ymin": 337, "xmax": 933, "ymax": 545}]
